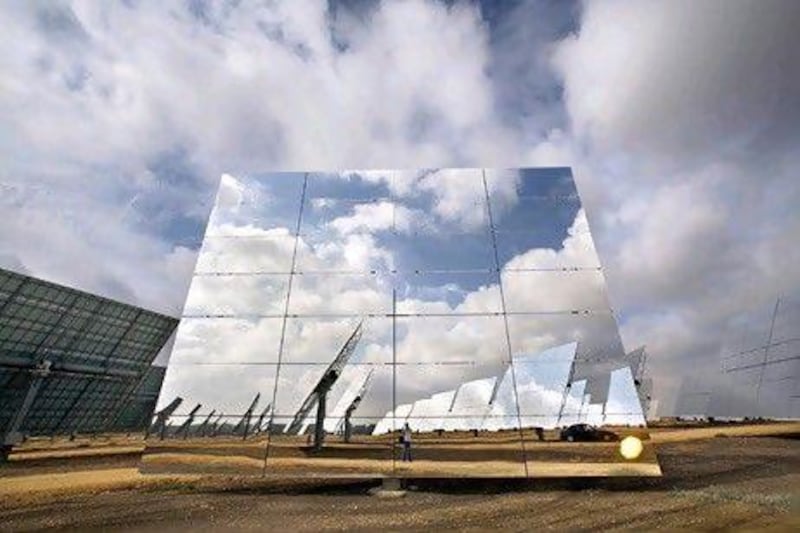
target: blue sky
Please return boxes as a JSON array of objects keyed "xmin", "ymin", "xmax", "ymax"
[
  {"xmin": 1, "ymin": 0, "xmax": 798, "ymax": 414},
  {"xmin": 224, "ymin": 168, "xmax": 580, "ymax": 278}
]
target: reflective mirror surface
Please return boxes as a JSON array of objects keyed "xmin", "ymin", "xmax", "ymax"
[{"xmin": 141, "ymin": 168, "xmax": 660, "ymax": 478}]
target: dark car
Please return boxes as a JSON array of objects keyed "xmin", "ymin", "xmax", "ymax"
[{"xmin": 559, "ymin": 423, "xmax": 618, "ymax": 442}]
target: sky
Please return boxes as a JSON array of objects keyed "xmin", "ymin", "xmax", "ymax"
[{"xmin": 1, "ymin": 0, "xmax": 798, "ymax": 414}]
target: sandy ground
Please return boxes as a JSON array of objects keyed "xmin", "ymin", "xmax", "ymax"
[
  {"xmin": 0, "ymin": 424, "xmax": 798, "ymax": 531},
  {"xmin": 648, "ymin": 422, "xmax": 800, "ymax": 442}
]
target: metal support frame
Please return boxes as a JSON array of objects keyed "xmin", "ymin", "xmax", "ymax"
[
  {"xmin": 176, "ymin": 403, "xmax": 201, "ymax": 439},
  {"xmin": 577, "ymin": 394, "xmax": 588, "ymax": 423},
  {"xmin": 338, "ymin": 368, "xmax": 373, "ymax": 441},
  {"xmin": 312, "ymin": 369, "xmax": 341, "ymax": 450},
  {"xmin": 755, "ymin": 297, "xmax": 781, "ymax": 412},
  {"xmin": 210, "ymin": 413, "xmax": 225, "ymax": 436},
  {"xmin": 476, "ymin": 375, "xmax": 500, "ymax": 431},
  {"xmin": 343, "ymin": 394, "xmax": 362, "ymax": 443},
  {"xmin": 253, "ymin": 404, "xmax": 271, "ymax": 435},
  {"xmin": 314, "ymin": 390, "xmax": 327, "ymax": 450},
  {"xmin": 1, "ymin": 360, "xmax": 52, "ymax": 456},
  {"xmin": 556, "ymin": 345, "xmax": 578, "ymax": 427},
  {"xmin": 232, "ymin": 393, "xmax": 260, "ymax": 440},
  {"xmin": 285, "ymin": 321, "xmax": 363, "ymax": 437},
  {"xmin": 146, "ymin": 396, "xmax": 183, "ymax": 440},
  {"xmin": 197, "ymin": 409, "xmax": 216, "ymax": 437},
  {"xmin": 635, "ymin": 347, "xmax": 652, "ymax": 418}
]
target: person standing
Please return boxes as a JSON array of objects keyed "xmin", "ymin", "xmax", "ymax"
[{"xmin": 401, "ymin": 422, "xmax": 413, "ymax": 462}]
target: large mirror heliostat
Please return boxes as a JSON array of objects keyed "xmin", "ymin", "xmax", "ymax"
[{"xmin": 140, "ymin": 168, "xmax": 660, "ymax": 478}]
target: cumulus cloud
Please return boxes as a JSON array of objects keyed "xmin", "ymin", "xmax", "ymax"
[
  {"xmin": 552, "ymin": 0, "xmax": 800, "ymax": 166},
  {"xmin": 329, "ymin": 201, "xmax": 414, "ymax": 235},
  {"xmin": 340, "ymin": 168, "xmax": 521, "ymax": 231},
  {"xmin": 417, "ymin": 168, "xmax": 519, "ymax": 230},
  {"xmin": 0, "ymin": 0, "xmax": 522, "ymax": 313}
]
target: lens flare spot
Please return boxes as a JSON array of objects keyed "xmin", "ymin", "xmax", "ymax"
[{"xmin": 619, "ymin": 436, "xmax": 643, "ymax": 460}]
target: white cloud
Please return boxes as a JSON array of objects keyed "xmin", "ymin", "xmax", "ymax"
[
  {"xmin": 329, "ymin": 201, "xmax": 414, "ymax": 235},
  {"xmin": 214, "ymin": 173, "xmax": 247, "ymax": 213},
  {"xmin": 0, "ymin": 0, "xmax": 521, "ymax": 312},
  {"xmin": 338, "ymin": 168, "xmax": 522, "ymax": 232},
  {"xmin": 552, "ymin": 0, "xmax": 800, "ymax": 166}
]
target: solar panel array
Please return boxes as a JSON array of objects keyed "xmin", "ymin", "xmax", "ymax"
[
  {"xmin": 111, "ymin": 366, "xmax": 168, "ymax": 433},
  {"xmin": 0, "ymin": 267, "xmax": 178, "ymax": 446},
  {"xmin": 676, "ymin": 294, "xmax": 799, "ymax": 419}
]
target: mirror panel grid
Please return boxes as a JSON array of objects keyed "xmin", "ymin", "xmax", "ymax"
[{"xmin": 141, "ymin": 168, "xmax": 660, "ymax": 478}]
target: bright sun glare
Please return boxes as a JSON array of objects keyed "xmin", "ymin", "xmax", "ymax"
[{"xmin": 619, "ymin": 436, "xmax": 644, "ymax": 460}]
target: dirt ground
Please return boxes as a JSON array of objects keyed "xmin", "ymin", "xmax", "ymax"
[{"xmin": 1, "ymin": 426, "xmax": 799, "ymax": 531}]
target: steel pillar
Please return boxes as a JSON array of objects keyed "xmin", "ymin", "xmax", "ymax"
[
  {"xmin": 343, "ymin": 394, "xmax": 363, "ymax": 444},
  {"xmin": 313, "ymin": 390, "xmax": 327, "ymax": 450},
  {"xmin": 1, "ymin": 361, "xmax": 52, "ymax": 457},
  {"xmin": 176, "ymin": 404, "xmax": 201, "ymax": 439},
  {"xmin": 197, "ymin": 410, "xmax": 216, "ymax": 437}
]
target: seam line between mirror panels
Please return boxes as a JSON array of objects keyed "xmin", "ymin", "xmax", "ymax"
[
  {"xmin": 392, "ymin": 288, "xmax": 397, "ymax": 474},
  {"xmin": 262, "ymin": 173, "xmax": 308, "ymax": 476},
  {"xmin": 483, "ymin": 169, "xmax": 529, "ymax": 477}
]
